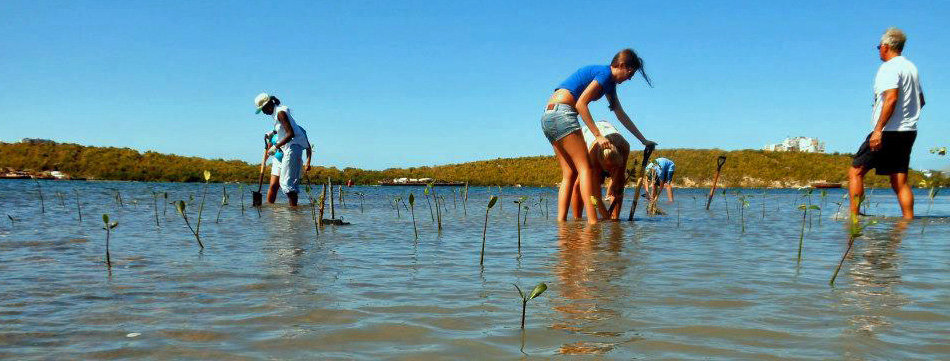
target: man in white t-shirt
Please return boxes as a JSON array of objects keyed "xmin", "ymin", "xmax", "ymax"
[{"xmin": 849, "ymin": 27, "xmax": 925, "ymax": 219}]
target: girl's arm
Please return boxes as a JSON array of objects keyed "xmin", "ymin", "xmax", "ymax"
[
  {"xmin": 575, "ymin": 81, "xmax": 610, "ymax": 150},
  {"xmin": 305, "ymin": 144, "xmax": 312, "ymax": 172},
  {"xmin": 269, "ymin": 111, "xmax": 295, "ymax": 154},
  {"xmin": 606, "ymin": 92, "xmax": 655, "ymax": 147}
]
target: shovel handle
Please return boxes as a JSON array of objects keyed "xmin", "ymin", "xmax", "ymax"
[
  {"xmin": 257, "ymin": 138, "xmax": 268, "ymax": 193},
  {"xmin": 716, "ymin": 155, "xmax": 727, "ymax": 171}
]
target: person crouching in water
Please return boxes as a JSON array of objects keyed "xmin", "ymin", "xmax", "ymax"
[
  {"xmin": 570, "ymin": 121, "xmax": 630, "ymax": 220},
  {"xmin": 645, "ymin": 157, "xmax": 675, "ymax": 202},
  {"xmin": 264, "ymin": 132, "xmax": 313, "ymax": 205},
  {"xmin": 542, "ymin": 48, "xmax": 656, "ymax": 224},
  {"xmin": 255, "ymin": 93, "xmax": 311, "ymax": 206}
]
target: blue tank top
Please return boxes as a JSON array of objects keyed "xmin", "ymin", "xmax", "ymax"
[{"xmin": 556, "ymin": 65, "xmax": 616, "ymax": 102}]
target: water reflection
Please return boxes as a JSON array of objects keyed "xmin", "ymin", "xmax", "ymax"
[
  {"xmin": 838, "ymin": 220, "xmax": 909, "ymax": 342},
  {"xmin": 551, "ymin": 222, "xmax": 633, "ymax": 355}
]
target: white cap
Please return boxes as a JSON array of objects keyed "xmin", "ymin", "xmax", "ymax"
[{"xmin": 254, "ymin": 93, "xmax": 271, "ymax": 114}]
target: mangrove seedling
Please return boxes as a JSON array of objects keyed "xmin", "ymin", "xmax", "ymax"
[
  {"xmin": 32, "ymin": 177, "xmax": 45, "ymax": 214},
  {"xmin": 480, "ymin": 195, "xmax": 498, "ymax": 266},
  {"xmin": 797, "ymin": 204, "xmax": 819, "ymax": 262},
  {"xmin": 56, "ymin": 191, "xmax": 66, "ymax": 209},
  {"xmin": 432, "ymin": 184, "xmax": 443, "ymax": 231},
  {"xmin": 304, "ymin": 183, "xmax": 319, "ymax": 236},
  {"xmin": 152, "ymin": 191, "xmax": 160, "ymax": 227},
  {"xmin": 423, "ymin": 185, "xmax": 435, "ymax": 221},
  {"xmin": 7, "ymin": 214, "xmax": 15, "ymax": 226},
  {"xmin": 921, "ymin": 185, "xmax": 939, "ymax": 235},
  {"xmin": 163, "ymin": 192, "xmax": 168, "ymax": 217},
  {"xmin": 192, "ymin": 170, "xmax": 212, "ymax": 239},
  {"xmin": 102, "ymin": 214, "xmax": 118, "ymax": 268},
  {"xmin": 354, "ymin": 192, "xmax": 365, "ymax": 213},
  {"xmin": 239, "ymin": 183, "xmax": 246, "ymax": 215},
  {"xmin": 830, "ymin": 214, "xmax": 877, "ymax": 286},
  {"xmin": 738, "ymin": 194, "xmax": 750, "ymax": 233},
  {"xmin": 175, "ymin": 200, "xmax": 204, "ymax": 249},
  {"xmin": 215, "ymin": 185, "xmax": 229, "ymax": 223},
  {"xmin": 513, "ymin": 196, "xmax": 528, "ymax": 252},
  {"xmin": 74, "ymin": 189, "xmax": 82, "ymax": 223},
  {"xmin": 392, "ymin": 196, "xmax": 402, "ymax": 218},
  {"xmin": 513, "ymin": 283, "xmax": 548, "ymax": 329},
  {"xmin": 409, "ymin": 193, "xmax": 418, "ymax": 239}
]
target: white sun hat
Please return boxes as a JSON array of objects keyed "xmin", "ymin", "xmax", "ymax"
[{"xmin": 254, "ymin": 92, "xmax": 272, "ymax": 114}]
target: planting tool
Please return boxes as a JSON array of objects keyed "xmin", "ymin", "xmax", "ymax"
[
  {"xmin": 628, "ymin": 143, "xmax": 655, "ymax": 221},
  {"xmin": 705, "ymin": 155, "xmax": 727, "ymax": 210},
  {"xmin": 252, "ymin": 139, "xmax": 268, "ymax": 207}
]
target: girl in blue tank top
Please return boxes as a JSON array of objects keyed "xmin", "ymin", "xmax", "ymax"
[{"xmin": 541, "ymin": 48, "xmax": 656, "ymax": 224}]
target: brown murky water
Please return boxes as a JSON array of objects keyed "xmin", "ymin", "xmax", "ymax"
[{"xmin": 1, "ymin": 180, "xmax": 948, "ymax": 359}]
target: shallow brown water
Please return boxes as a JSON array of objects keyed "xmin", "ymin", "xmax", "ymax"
[{"xmin": 0, "ymin": 180, "xmax": 948, "ymax": 359}]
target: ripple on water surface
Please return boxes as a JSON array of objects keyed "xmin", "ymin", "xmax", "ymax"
[{"xmin": 0, "ymin": 181, "xmax": 948, "ymax": 359}]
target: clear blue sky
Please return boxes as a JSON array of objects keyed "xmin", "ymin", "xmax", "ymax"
[{"xmin": 1, "ymin": 1, "xmax": 947, "ymax": 171}]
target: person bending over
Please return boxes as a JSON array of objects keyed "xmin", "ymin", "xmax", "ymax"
[
  {"xmin": 645, "ymin": 157, "xmax": 675, "ymax": 203},
  {"xmin": 255, "ymin": 93, "xmax": 311, "ymax": 206},
  {"xmin": 570, "ymin": 121, "xmax": 630, "ymax": 220},
  {"xmin": 541, "ymin": 48, "xmax": 656, "ymax": 224}
]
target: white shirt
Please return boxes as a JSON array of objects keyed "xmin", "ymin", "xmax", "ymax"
[
  {"xmin": 273, "ymin": 106, "xmax": 311, "ymax": 150},
  {"xmin": 872, "ymin": 56, "xmax": 922, "ymax": 131},
  {"xmin": 581, "ymin": 121, "xmax": 621, "ymax": 146}
]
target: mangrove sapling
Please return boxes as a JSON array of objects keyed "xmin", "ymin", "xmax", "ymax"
[
  {"xmin": 409, "ymin": 193, "xmax": 418, "ymax": 239},
  {"xmin": 353, "ymin": 192, "xmax": 365, "ymax": 213},
  {"xmin": 32, "ymin": 177, "xmax": 45, "ymax": 213},
  {"xmin": 175, "ymin": 201, "xmax": 203, "ymax": 249},
  {"xmin": 722, "ymin": 189, "xmax": 729, "ymax": 221},
  {"xmin": 152, "ymin": 192, "xmax": 160, "ymax": 227},
  {"xmin": 57, "ymin": 192, "xmax": 66, "ymax": 209},
  {"xmin": 480, "ymin": 196, "xmax": 498, "ymax": 266},
  {"xmin": 462, "ymin": 182, "xmax": 469, "ymax": 216},
  {"xmin": 830, "ymin": 214, "xmax": 877, "ymax": 286},
  {"xmin": 514, "ymin": 196, "xmax": 527, "ymax": 253},
  {"xmin": 74, "ymin": 189, "xmax": 82, "ymax": 223},
  {"xmin": 797, "ymin": 204, "xmax": 819, "ymax": 262},
  {"xmin": 921, "ymin": 186, "xmax": 939, "ymax": 235},
  {"xmin": 318, "ymin": 185, "xmax": 327, "ymax": 227},
  {"xmin": 424, "ymin": 186, "xmax": 435, "ymax": 222},
  {"xmin": 452, "ymin": 189, "xmax": 457, "ymax": 209},
  {"xmin": 738, "ymin": 195, "xmax": 749, "ymax": 233},
  {"xmin": 239, "ymin": 184, "xmax": 246, "ymax": 215},
  {"xmin": 101, "ymin": 214, "xmax": 118, "ymax": 268},
  {"xmin": 163, "ymin": 192, "xmax": 168, "ymax": 218},
  {"xmin": 215, "ymin": 185, "xmax": 229, "ymax": 223},
  {"xmin": 433, "ymin": 185, "xmax": 443, "ymax": 231},
  {"xmin": 328, "ymin": 178, "xmax": 335, "ymax": 219},
  {"xmin": 513, "ymin": 283, "xmax": 548, "ymax": 329},
  {"xmin": 7, "ymin": 214, "xmax": 15, "ymax": 227},
  {"xmin": 304, "ymin": 184, "xmax": 319, "ymax": 236},
  {"xmin": 393, "ymin": 196, "xmax": 402, "ymax": 218},
  {"xmin": 195, "ymin": 171, "xmax": 211, "ymax": 238}
]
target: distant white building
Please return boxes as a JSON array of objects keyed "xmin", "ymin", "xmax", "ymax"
[{"xmin": 765, "ymin": 137, "xmax": 825, "ymax": 153}]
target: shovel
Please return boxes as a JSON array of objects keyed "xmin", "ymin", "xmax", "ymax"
[
  {"xmin": 705, "ymin": 155, "xmax": 727, "ymax": 210},
  {"xmin": 628, "ymin": 143, "xmax": 656, "ymax": 221},
  {"xmin": 252, "ymin": 139, "xmax": 268, "ymax": 207}
]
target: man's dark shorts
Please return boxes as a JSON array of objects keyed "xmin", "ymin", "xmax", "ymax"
[{"xmin": 852, "ymin": 131, "xmax": 916, "ymax": 175}]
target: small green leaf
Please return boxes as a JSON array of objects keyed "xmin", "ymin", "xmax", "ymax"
[
  {"xmin": 809, "ymin": 205, "xmax": 820, "ymax": 210},
  {"xmin": 513, "ymin": 284, "xmax": 525, "ymax": 300},
  {"xmin": 102, "ymin": 214, "xmax": 109, "ymax": 224},
  {"xmin": 487, "ymin": 196, "xmax": 498, "ymax": 208},
  {"xmin": 110, "ymin": 221, "xmax": 118, "ymax": 229},
  {"xmin": 409, "ymin": 193, "xmax": 415, "ymax": 205},
  {"xmin": 203, "ymin": 170, "xmax": 211, "ymax": 182},
  {"xmin": 528, "ymin": 283, "xmax": 547, "ymax": 300},
  {"xmin": 798, "ymin": 204, "xmax": 807, "ymax": 210},
  {"xmin": 176, "ymin": 200, "xmax": 186, "ymax": 214},
  {"xmin": 424, "ymin": 187, "xmax": 430, "ymax": 196},
  {"xmin": 589, "ymin": 196, "xmax": 599, "ymax": 207}
]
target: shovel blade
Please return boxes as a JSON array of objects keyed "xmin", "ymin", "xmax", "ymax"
[{"xmin": 252, "ymin": 191, "xmax": 263, "ymax": 207}]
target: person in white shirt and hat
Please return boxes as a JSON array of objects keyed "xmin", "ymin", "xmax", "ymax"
[{"xmin": 255, "ymin": 93, "xmax": 311, "ymax": 206}]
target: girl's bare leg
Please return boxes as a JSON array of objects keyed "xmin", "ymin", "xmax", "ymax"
[
  {"xmin": 558, "ymin": 131, "xmax": 607, "ymax": 224},
  {"xmin": 552, "ymin": 142, "xmax": 577, "ymax": 221},
  {"xmin": 267, "ymin": 175, "xmax": 280, "ymax": 204}
]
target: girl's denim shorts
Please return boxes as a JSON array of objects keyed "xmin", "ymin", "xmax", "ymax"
[{"xmin": 540, "ymin": 103, "xmax": 581, "ymax": 143}]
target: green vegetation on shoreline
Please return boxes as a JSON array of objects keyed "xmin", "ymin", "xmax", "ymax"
[{"xmin": 1, "ymin": 141, "xmax": 941, "ymax": 188}]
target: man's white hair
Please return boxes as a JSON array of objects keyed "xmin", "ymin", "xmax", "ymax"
[{"xmin": 881, "ymin": 27, "xmax": 906, "ymax": 52}]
